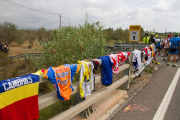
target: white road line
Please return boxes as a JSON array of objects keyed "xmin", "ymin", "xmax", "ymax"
[{"xmin": 153, "ymin": 68, "xmax": 180, "ymax": 120}]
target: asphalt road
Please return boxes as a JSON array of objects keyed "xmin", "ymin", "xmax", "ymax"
[
  {"xmin": 111, "ymin": 56, "xmax": 180, "ymax": 120},
  {"xmin": 164, "ymin": 77, "xmax": 180, "ymax": 120}
]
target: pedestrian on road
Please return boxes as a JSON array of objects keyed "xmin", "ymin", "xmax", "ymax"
[
  {"xmin": 163, "ymin": 34, "xmax": 172, "ymax": 61},
  {"xmin": 149, "ymin": 33, "xmax": 160, "ymax": 65},
  {"xmin": 167, "ymin": 32, "xmax": 180, "ymax": 67}
]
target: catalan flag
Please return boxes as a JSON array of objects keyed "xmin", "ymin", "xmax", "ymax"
[{"xmin": 0, "ymin": 74, "xmax": 39, "ymax": 120}]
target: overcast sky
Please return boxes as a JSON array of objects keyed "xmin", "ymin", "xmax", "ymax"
[{"xmin": 0, "ymin": 0, "xmax": 179, "ymax": 32}]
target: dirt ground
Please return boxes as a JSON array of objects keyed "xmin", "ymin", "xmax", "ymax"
[{"xmin": 8, "ymin": 40, "xmax": 41, "ymax": 56}]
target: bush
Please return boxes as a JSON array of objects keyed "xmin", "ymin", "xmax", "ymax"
[{"xmin": 28, "ymin": 23, "xmax": 107, "ymax": 70}]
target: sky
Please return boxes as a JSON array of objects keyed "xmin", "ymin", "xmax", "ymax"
[{"xmin": 0, "ymin": 0, "xmax": 179, "ymax": 33}]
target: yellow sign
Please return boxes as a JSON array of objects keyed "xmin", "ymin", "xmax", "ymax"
[{"xmin": 129, "ymin": 25, "xmax": 141, "ymax": 42}]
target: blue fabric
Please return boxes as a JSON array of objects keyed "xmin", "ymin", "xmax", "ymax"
[
  {"xmin": 156, "ymin": 39, "xmax": 161, "ymax": 47},
  {"xmin": 64, "ymin": 64, "xmax": 77, "ymax": 83},
  {"xmin": 169, "ymin": 37, "xmax": 180, "ymax": 48},
  {"xmin": 46, "ymin": 66, "xmax": 65, "ymax": 100},
  {"xmin": 98, "ymin": 56, "xmax": 113, "ymax": 86},
  {"xmin": 169, "ymin": 37, "xmax": 180, "ymax": 54},
  {"xmin": 169, "ymin": 50, "xmax": 178, "ymax": 54},
  {"xmin": 0, "ymin": 74, "xmax": 39, "ymax": 94},
  {"xmin": 133, "ymin": 58, "xmax": 138, "ymax": 69}
]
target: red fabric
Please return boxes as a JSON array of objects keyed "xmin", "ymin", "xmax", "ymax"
[
  {"xmin": 143, "ymin": 48, "xmax": 148, "ymax": 56},
  {"xmin": 109, "ymin": 52, "xmax": 131, "ymax": 74},
  {"xmin": 0, "ymin": 95, "xmax": 39, "ymax": 120}
]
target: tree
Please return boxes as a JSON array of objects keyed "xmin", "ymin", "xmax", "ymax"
[
  {"xmin": 0, "ymin": 21, "xmax": 23, "ymax": 46},
  {"xmin": 37, "ymin": 27, "xmax": 46, "ymax": 43},
  {"xmin": 26, "ymin": 29, "xmax": 37, "ymax": 47}
]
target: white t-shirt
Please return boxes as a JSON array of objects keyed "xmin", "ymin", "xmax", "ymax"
[{"xmin": 164, "ymin": 38, "xmax": 171, "ymax": 48}]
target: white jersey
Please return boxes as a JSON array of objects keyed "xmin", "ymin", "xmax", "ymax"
[
  {"xmin": 164, "ymin": 38, "xmax": 171, "ymax": 48},
  {"xmin": 79, "ymin": 61, "xmax": 94, "ymax": 98}
]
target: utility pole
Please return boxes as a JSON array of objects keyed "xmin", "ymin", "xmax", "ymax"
[
  {"xmin": 60, "ymin": 14, "xmax": 61, "ymax": 29},
  {"xmin": 85, "ymin": 11, "xmax": 88, "ymax": 23},
  {"xmin": 69, "ymin": 22, "xmax": 70, "ymax": 26},
  {"xmin": 165, "ymin": 29, "xmax": 167, "ymax": 38}
]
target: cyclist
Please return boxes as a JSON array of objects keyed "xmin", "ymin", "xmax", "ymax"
[
  {"xmin": 155, "ymin": 37, "xmax": 161, "ymax": 56},
  {"xmin": 156, "ymin": 34, "xmax": 159, "ymax": 39},
  {"xmin": 178, "ymin": 33, "xmax": 180, "ymax": 61},
  {"xmin": 167, "ymin": 32, "xmax": 180, "ymax": 67},
  {"xmin": 163, "ymin": 34, "xmax": 172, "ymax": 61},
  {"xmin": 149, "ymin": 33, "xmax": 160, "ymax": 64},
  {"xmin": 143, "ymin": 33, "xmax": 149, "ymax": 43}
]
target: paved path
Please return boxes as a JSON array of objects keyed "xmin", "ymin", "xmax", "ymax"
[{"xmin": 110, "ymin": 56, "xmax": 180, "ymax": 120}]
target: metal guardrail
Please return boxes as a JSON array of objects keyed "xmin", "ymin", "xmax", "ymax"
[
  {"xmin": 1, "ymin": 43, "xmax": 152, "ymax": 119},
  {"xmin": 109, "ymin": 43, "xmax": 151, "ymax": 51},
  {"xmin": 1, "ymin": 43, "xmax": 150, "ymax": 61},
  {"xmin": 0, "ymin": 53, "xmax": 43, "ymax": 61},
  {"xmin": 39, "ymin": 52, "xmax": 151, "ymax": 120}
]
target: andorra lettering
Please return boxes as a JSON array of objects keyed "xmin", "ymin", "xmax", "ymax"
[{"xmin": 3, "ymin": 76, "xmax": 33, "ymax": 91}]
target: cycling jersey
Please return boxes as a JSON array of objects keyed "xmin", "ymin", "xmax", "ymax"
[
  {"xmin": 0, "ymin": 74, "xmax": 39, "ymax": 120},
  {"xmin": 149, "ymin": 37, "xmax": 156, "ymax": 44},
  {"xmin": 169, "ymin": 37, "xmax": 180, "ymax": 54},
  {"xmin": 44, "ymin": 65, "xmax": 73, "ymax": 101},
  {"xmin": 77, "ymin": 61, "xmax": 94, "ymax": 98},
  {"xmin": 164, "ymin": 38, "xmax": 171, "ymax": 48},
  {"xmin": 155, "ymin": 39, "xmax": 161, "ymax": 47},
  {"xmin": 169, "ymin": 37, "xmax": 180, "ymax": 48}
]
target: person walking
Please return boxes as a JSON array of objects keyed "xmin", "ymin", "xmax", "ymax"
[
  {"xmin": 163, "ymin": 34, "xmax": 172, "ymax": 61},
  {"xmin": 149, "ymin": 33, "xmax": 160, "ymax": 64},
  {"xmin": 167, "ymin": 32, "xmax": 180, "ymax": 67}
]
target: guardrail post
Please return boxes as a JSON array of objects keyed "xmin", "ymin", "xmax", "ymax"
[
  {"xmin": 122, "ymin": 67, "xmax": 130, "ymax": 90},
  {"xmin": 120, "ymin": 44, "xmax": 122, "ymax": 51},
  {"xmin": 133, "ymin": 43, "xmax": 136, "ymax": 50},
  {"xmin": 122, "ymin": 61, "xmax": 130, "ymax": 90}
]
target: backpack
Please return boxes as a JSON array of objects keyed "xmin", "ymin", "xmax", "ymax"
[{"xmin": 169, "ymin": 40, "xmax": 177, "ymax": 52}]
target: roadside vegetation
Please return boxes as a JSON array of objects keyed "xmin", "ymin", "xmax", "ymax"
[{"xmin": 0, "ymin": 21, "xmax": 167, "ymax": 119}]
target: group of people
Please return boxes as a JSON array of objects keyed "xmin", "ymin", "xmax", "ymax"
[
  {"xmin": 143, "ymin": 32, "xmax": 180, "ymax": 67},
  {"xmin": 143, "ymin": 33, "xmax": 160, "ymax": 65},
  {"xmin": 0, "ymin": 42, "xmax": 8, "ymax": 54}
]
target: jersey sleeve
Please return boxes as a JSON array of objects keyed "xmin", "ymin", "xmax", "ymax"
[{"xmin": 46, "ymin": 66, "xmax": 56, "ymax": 84}]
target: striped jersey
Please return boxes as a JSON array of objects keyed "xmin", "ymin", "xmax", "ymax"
[{"xmin": 0, "ymin": 74, "xmax": 39, "ymax": 120}]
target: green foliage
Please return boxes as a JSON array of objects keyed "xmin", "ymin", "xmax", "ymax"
[
  {"xmin": 0, "ymin": 21, "xmax": 24, "ymax": 45},
  {"xmin": 26, "ymin": 29, "xmax": 37, "ymax": 46},
  {"xmin": 28, "ymin": 23, "xmax": 107, "ymax": 69},
  {"xmin": 104, "ymin": 27, "xmax": 145, "ymax": 43},
  {"xmin": 145, "ymin": 66, "xmax": 153, "ymax": 74},
  {"xmin": 37, "ymin": 27, "xmax": 46, "ymax": 43}
]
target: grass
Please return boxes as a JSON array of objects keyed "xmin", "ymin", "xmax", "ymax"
[
  {"xmin": 130, "ymin": 80, "xmax": 137, "ymax": 86},
  {"xmin": 145, "ymin": 66, "xmax": 154, "ymax": 74},
  {"xmin": 8, "ymin": 40, "xmax": 41, "ymax": 56}
]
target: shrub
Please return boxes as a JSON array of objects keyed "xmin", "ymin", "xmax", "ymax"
[{"xmin": 28, "ymin": 23, "xmax": 107, "ymax": 70}]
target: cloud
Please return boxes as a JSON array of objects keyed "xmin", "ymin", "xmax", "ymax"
[{"xmin": 0, "ymin": 0, "xmax": 180, "ymax": 32}]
